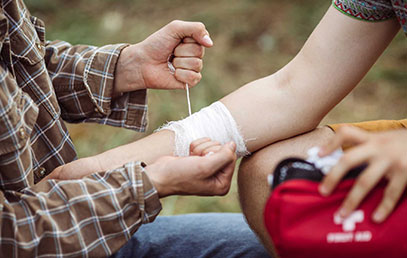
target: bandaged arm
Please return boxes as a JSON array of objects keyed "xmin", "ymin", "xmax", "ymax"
[{"xmin": 94, "ymin": 6, "xmax": 400, "ymax": 169}]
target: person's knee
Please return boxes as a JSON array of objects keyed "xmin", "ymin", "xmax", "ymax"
[
  {"xmin": 238, "ymin": 127, "xmax": 335, "ymax": 218},
  {"xmin": 238, "ymin": 127, "xmax": 335, "ymax": 253},
  {"xmin": 238, "ymin": 151, "xmax": 273, "ymax": 220},
  {"xmin": 238, "ymin": 148, "xmax": 279, "ymax": 255}
]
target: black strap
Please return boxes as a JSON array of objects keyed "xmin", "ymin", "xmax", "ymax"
[{"xmin": 271, "ymin": 158, "xmax": 367, "ymax": 190}]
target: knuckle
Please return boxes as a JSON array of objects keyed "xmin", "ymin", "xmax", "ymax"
[
  {"xmin": 190, "ymin": 142, "xmax": 198, "ymax": 150},
  {"xmin": 195, "ymin": 21, "xmax": 205, "ymax": 30},
  {"xmin": 218, "ymin": 183, "xmax": 230, "ymax": 196},
  {"xmin": 338, "ymin": 126, "xmax": 353, "ymax": 138},
  {"xmin": 195, "ymin": 73, "xmax": 202, "ymax": 84},
  {"xmin": 194, "ymin": 58, "xmax": 203, "ymax": 70},
  {"xmin": 194, "ymin": 46, "xmax": 204, "ymax": 57},
  {"xmin": 170, "ymin": 20, "xmax": 182, "ymax": 27},
  {"xmin": 188, "ymin": 72, "xmax": 196, "ymax": 81}
]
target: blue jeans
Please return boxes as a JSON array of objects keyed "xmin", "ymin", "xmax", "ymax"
[{"xmin": 111, "ymin": 213, "xmax": 270, "ymax": 258}]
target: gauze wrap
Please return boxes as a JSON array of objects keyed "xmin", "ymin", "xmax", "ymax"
[{"xmin": 157, "ymin": 101, "xmax": 249, "ymax": 157}]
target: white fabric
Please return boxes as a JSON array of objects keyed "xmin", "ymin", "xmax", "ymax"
[
  {"xmin": 267, "ymin": 146, "xmax": 343, "ymax": 186},
  {"xmin": 157, "ymin": 101, "xmax": 249, "ymax": 157},
  {"xmin": 306, "ymin": 146, "xmax": 343, "ymax": 174}
]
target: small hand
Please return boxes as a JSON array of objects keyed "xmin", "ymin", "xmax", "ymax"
[
  {"xmin": 146, "ymin": 139, "xmax": 237, "ymax": 197},
  {"xmin": 114, "ymin": 20, "xmax": 213, "ymax": 93},
  {"xmin": 318, "ymin": 126, "xmax": 407, "ymax": 223}
]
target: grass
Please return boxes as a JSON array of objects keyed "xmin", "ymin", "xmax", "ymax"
[{"xmin": 26, "ymin": 0, "xmax": 406, "ymax": 215}]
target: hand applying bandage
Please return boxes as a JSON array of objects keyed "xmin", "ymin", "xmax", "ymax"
[
  {"xmin": 46, "ymin": 138, "xmax": 237, "ymax": 198},
  {"xmin": 144, "ymin": 138, "xmax": 237, "ymax": 197}
]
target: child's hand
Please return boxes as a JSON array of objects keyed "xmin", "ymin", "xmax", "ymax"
[
  {"xmin": 319, "ymin": 127, "xmax": 407, "ymax": 223},
  {"xmin": 189, "ymin": 137, "xmax": 223, "ymax": 156}
]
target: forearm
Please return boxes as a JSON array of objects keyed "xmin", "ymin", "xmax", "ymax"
[
  {"xmin": 93, "ymin": 6, "xmax": 400, "ymax": 171},
  {"xmin": 222, "ymin": 6, "xmax": 400, "ymax": 151},
  {"xmin": 95, "ymin": 130, "xmax": 175, "ymax": 169}
]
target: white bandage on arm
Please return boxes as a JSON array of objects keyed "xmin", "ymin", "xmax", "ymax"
[{"xmin": 157, "ymin": 101, "xmax": 249, "ymax": 157}]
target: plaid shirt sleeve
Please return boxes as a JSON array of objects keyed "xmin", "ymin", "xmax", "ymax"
[
  {"xmin": 0, "ymin": 161, "xmax": 162, "ymax": 257},
  {"xmin": 45, "ymin": 40, "xmax": 148, "ymax": 131}
]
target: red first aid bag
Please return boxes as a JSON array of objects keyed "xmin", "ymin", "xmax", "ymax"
[{"xmin": 264, "ymin": 158, "xmax": 407, "ymax": 258}]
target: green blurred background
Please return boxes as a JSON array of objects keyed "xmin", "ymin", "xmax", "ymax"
[{"xmin": 26, "ymin": 0, "xmax": 406, "ymax": 215}]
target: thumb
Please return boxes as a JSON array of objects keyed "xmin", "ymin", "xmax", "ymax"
[{"xmin": 167, "ymin": 20, "xmax": 213, "ymax": 47}]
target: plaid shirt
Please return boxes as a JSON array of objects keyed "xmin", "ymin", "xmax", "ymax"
[{"xmin": 0, "ymin": 0, "xmax": 161, "ymax": 257}]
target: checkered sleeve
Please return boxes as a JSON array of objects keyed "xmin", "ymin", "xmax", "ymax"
[
  {"xmin": 45, "ymin": 41, "xmax": 148, "ymax": 131},
  {"xmin": 0, "ymin": 161, "xmax": 162, "ymax": 257},
  {"xmin": 332, "ymin": 0, "xmax": 395, "ymax": 21}
]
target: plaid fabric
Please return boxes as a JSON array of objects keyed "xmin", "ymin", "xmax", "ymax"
[
  {"xmin": 333, "ymin": 0, "xmax": 407, "ymax": 33},
  {"xmin": 0, "ymin": 0, "xmax": 161, "ymax": 256}
]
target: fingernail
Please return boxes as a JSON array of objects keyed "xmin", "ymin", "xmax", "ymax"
[
  {"xmin": 373, "ymin": 211, "xmax": 383, "ymax": 223},
  {"xmin": 203, "ymin": 35, "xmax": 213, "ymax": 46}
]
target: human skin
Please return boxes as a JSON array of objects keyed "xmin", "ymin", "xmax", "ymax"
[
  {"xmin": 50, "ymin": 6, "xmax": 401, "ymax": 252},
  {"xmin": 113, "ymin": 20, "xmax": 213, "ymax": 94},
  {"xmin": 319, "ymin": 127, "xmax": 407, "ymax": 223},
  {"xmin": 55, "ymin": 5, "xmax": 400, "ymax": 168},
  {"xmin": 46, "ymin": 138, "xmax": 237, "ymax": 198},
  {"xmin": 238, "ymin": 126, "xmax": 336, "ymax": 254}
]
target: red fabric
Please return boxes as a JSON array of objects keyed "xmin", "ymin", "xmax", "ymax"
[{"xmin": 264, "ymin": 179, "xmax": 407, "ymax": 258}]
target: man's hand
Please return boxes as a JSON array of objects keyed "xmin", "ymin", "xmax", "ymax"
[
  {"xmin": 146, "ymin": 139, "xmax": 237, "ymax": 197},
  {"xmin": 114, "ymin": 20, "xmax": 213, "ymax": 94},
  {"xmin": 318, "ymin": 126, "xmax": 407, "ymax": 223},
  {"xmin": 47, "ymin": 138, "xmax": 237, "ymax": 198}
]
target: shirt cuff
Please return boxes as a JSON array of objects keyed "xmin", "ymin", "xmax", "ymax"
[
  {"xmin": 83, "ymin": 43, "xmax": 148, "ymax": 131},
  {"xmin": 126, "ymin": 161, "xmax": 162, "ymax": 224}
]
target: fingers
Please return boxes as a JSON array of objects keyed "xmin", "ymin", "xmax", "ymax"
[
  {"xmin": 337, "ymin": 160, "xmax": 390, "ymax": 218},
  {"xmin": 203, "ymin": 145, "xmax": 222, "ymax": 156},
  {"xmin": 174, "ymin": 43, "xmax": 205, "ymax": 58},
  {"xmin": 199, "ymin": 142, "xmax": 236, "ymax": 196},
  {"xmin": 173, "ymin": 57, "xmax": 203, "ymax": 73},
  {"xmin": 173, "ymin": 43, "xmax": 204, "ymax": 86},
  {"xmin": 372, "ymin": 173, "xmax": 407, "ymax": 223},
  {"xmin": 203, "ymin": 142, "xmax": 237, "ymax": 173},
  {"xmin": 183, "ymin": 37, "xmax": 197, "ymax": 43},
  {"xmin": 191, "ymin": 141, "xmax": 221, "ymax": 156},
  {"xmin": 190, "ymin": 137, "xmax": 211, "ymax": 154},
  {"xmin": 319, "ymin": 126, "xmax": 369, "ymax": 156},
  {"xmin": 189, "ymin": 137, "xmax": 222, "ymax": 156},
  {"xmin": 320, "ymin": 145, "xmax": 373, "ymax": 196},
  {"xmin": 174, "ymin": 69, "xmax": 201, "ymax": 86},
  {"xmin": 167, "ymin": 20, "xmax": 213, "ymax": 47}
]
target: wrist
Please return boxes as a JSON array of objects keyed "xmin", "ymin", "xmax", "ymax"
[
  {"xmin": 114, "ymin": 43, "xmax": 146, "ymax": 94},
  {"xmin": 144, "ymin": 163, "xmax": 171, "ymax": 198}
]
